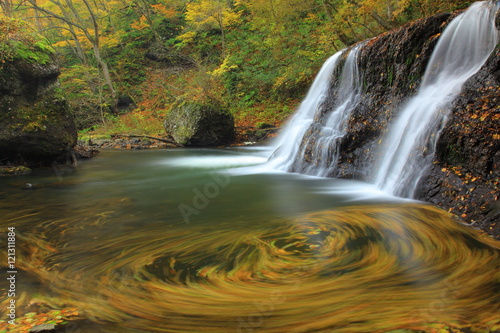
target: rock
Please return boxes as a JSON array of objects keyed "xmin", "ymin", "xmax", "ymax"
[
  {"xmin": 294, "ymin": 12, "xmax": 455, "ymax": 177},
  {"xmin": 29, "ymin": 323, "xmax": 56, "ymax": 332},
  {"xmin": 414, "ymin": 39, "xmax": 500, "ymax": 238},
  {"xmin": 164, "ymin": 97, "xmax": 235, "ymax": 147},
  {"xmin": 256, "ymin": 122, "xmax": 274, "ymax": 130},
  {"xmin": 291, "ymin": 8, "xmax": 499, "ymax": 237},
  {"xmin": 0, "ymin": 95, "xmax": 77, "ymax": 165},
  {"xmin": 73, "ymin": 142, "xmax": 99, "ymax": 159},
  {"xmin": 116, "ymin": 95, "xmax": 136, "ymax": 113},
  {"xmin": 0, "ymin": 165, "xmax": 31, "ymax": 176},
  {"xmin": 0, "ymin": 18, "xmax": 77, "ymax": 166},
  {"xmin": 436, "ymin": 46, "xmax": 500, "ymax": 178}
]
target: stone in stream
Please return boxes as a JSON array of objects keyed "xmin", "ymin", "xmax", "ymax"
[{"xmin": 164, "ymin": 96, "xmax": 235, "ymax": 147}]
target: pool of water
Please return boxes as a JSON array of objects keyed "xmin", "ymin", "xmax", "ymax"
[{"xmin": 0, "ymin": 147, "xmax": 499, "ymax": 332}]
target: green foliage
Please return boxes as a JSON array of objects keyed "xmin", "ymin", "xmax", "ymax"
[
  {"xmin": 0, "ymin": 17, "xmax": 55, "ymax": 65},
  {"xmin": 5, "ymin": 0, "xmax": 476, "ymax": 134}
]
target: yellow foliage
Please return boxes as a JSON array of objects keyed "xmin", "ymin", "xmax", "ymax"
[
  {"xmin": 244, "ymin": 0, "xmax": 313, "ymax": 30},
  {"xmin": 209, "ymin": 56, "xmax": 238, "ymax": 77},
  {"xmin": 185, "ymin": 0, "xmax": 239, "ymax": 30},
  {"xmin": 131, "ymin": 15, "xmax": 149, "ymax": 31},
  {"xmin": 101, "ymin": 35, "xmax": 120, "ymax": 49},
  {"xmin": 150, "ymin": 3, "xmax": 176, "ymax": 18},
  {"xmin": 176, "ymin": 30, "xmax": 196, "ymax": 44},
  {"xmin": 393, "ymin": 0, "xmax": 412, "ymax": 17},
  {"xmin": 52, "ymin": 40, "xmax": 71, "ymax": 48}
]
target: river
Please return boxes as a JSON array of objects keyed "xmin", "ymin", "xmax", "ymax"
[{"xmin": 0, "ymin": 147, "xmax": 499, "ymax": 332}]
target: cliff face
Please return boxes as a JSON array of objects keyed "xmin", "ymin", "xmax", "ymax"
[
  {"xmin": 0, "ymin": 20, "xmax": 77, "ymax": 166},
  {"xmin": 339, "ymin": 13, "xmax": 458, "ymax": 179},
  {"xmin": 293, "ymin": 9, "xmax": 499, "ymax": 237},
  {"xmin": 417, "ymin": 45, "xmax": 500, "ymax": 237},
  {"xmin": 294, "ymin": 13, "xmax": 456, "ymax": 177}
]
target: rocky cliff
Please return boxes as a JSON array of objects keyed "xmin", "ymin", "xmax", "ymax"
[
  {"xmin": 0, "ymin": 18, "xmax": 77, "ymax": 166},
  {"xmin": 293, "ymin": 9, "xmax": 499, "ymax": 237},
  {"xmin": 417, "ymin": 44, "xmax": 500, "ymax": 237}
]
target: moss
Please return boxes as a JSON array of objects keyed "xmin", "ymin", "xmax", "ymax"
[
  {"xmin": 387, "ymin": 65, "xmax": 394, "ymax": 86},
  {"xmin": 0, "ymin": 17, "xmax": 55, "ymax": 66},
  {"xmin": 3, "ymin": 97, "xmax": 70, "ymax": 134},
  {"xmin": 444, "ymin": 143, "xmax": 466, "ymax": 167},
  {"xmin": 164, "ymin": 95, "xmax": 235, "ymax": 146}
]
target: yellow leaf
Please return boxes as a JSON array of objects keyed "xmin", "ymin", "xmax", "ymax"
[{"xmin": 131, "ymin": 15, "xmax": 149, "ymax": 31}]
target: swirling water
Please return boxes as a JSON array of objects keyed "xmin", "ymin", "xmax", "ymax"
[{"xmin": 0, "ymin": 149, "xmax": 499, "ymax": 332}]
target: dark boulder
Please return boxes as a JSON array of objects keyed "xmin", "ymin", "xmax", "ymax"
[
  {"xmin": 0, "ymin": 19, "xmax": 77, "ymax": 166},
  {"xmin": 0, "ymin": 68, "xmax": 77, "ymax": 165},
  {"xmin": 164, "ymin": 97, "xmax": 235, "ymax": 147}
]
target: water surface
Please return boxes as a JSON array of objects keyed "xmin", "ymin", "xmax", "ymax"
[{"xmin": 0, "ymin": 148, "xmax": 498, "ymax": 332}]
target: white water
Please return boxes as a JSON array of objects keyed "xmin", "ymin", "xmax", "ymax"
[
  {"xmin": 374, "ymin": 1, "xmax": 499, "ymax": 197},
  {"xmin": 299, "ymin": 43, "xmax": 364, "ymax": 177},
  {"xmin": 266, "ymin": 51, "xmax": 344, "ymax": 171},
  {"xmin": 263, "ymin": 1, "xmax": 498, "ymax": 199},
  {"xmin": 268, "ymin": 43, "xmax": 364, "ymax": 176}
]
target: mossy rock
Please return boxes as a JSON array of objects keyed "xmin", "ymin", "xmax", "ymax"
[
  {"xmin": 164, "ymin": 97, "xmax": 235, "ymax": 147},
  {"xmin": 0, "ymin": 95, "xmax": 77, "ymax": 165},
  {"xmin": 0, "ymin": 17, "xmax": 55, "ymax": 66},
  {"xmin": 0, "ymin": 19, "xmax": 77, "ymax": 165}
]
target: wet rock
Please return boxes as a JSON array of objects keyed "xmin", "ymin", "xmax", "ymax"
[
  {"xmin": 415, "ymin": 43, "xmax": 500, "ymax": 238},
  {"xmin": 296, "ymin": 13, "xmax": 455, "ymax": 177},
  {"xmin": 0, "ymin": 22, "xmax": 77, "ymax": 166},
  {"xmin": 72, "ymin": 142, "xmax": 99, "ymax": 159},
  {"xmin": 164, "ymin": 97, "xmax": 235, "ymax": 147},
  {"xmin": 293, "ymin": 8, "xmax": 499, "ymax": 237}
]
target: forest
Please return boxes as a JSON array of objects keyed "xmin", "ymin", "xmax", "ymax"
[
  {"xmin": 0, "ymin": 0, "xmax": 474, "ymax": 138},
  {"xmin": 1, "ymin": 1, "xmax": 500, "ymax": 332}
]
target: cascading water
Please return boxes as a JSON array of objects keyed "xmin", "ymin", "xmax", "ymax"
[
  {"xmin": 266, "ymin": 51, "xmax": 343, "ymax": 172},
  {"xmin": 268, "ymin": 44, "xmax": 364, "ymax": 177},
  {"xmin": 374, "ymin": 1, "xmax": 499, "ymax": 197},
  {"xmin": 268, "ymin": 0, "xmax": 498, "ymax": 199}
]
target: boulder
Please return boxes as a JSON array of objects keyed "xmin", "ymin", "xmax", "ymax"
[
  {"xmin": 0, "ymin": 18, "xmax": 77, "ymax": 165},
  {"xmin": 164, "ymin": 97, "xmax": 235, "ymax": 147}
]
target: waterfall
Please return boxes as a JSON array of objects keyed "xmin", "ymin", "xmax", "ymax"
[
  {"xmin": 266, "ymin": 1, "xmax": 498, "ymax": 199},
  {"xmin": 266, "ymin": 51, "xmax": 343, "ymax": 172},
  {"xmin": 268, "ymin": 43, "xmax": 364, "ymax": 176},
  {"xmin": 374, "ymin": 1, "xmax": 499, "ymax": 197}
]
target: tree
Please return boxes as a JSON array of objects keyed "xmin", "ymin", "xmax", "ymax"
[
  {"xmin": 25, "ymin": 0, "xmax": 117, "ymax": 107},
  {"xmin": 182, "ymin": 0, "xmax": 239, "ymax": 56}
]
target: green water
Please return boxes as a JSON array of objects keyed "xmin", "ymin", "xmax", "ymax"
[{"xmin": 0, "ymin": 148, "xmax": 499, "ymax": 332}]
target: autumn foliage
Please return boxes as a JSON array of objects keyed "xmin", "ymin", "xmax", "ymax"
[{"xmin": 0, "ymin": 0, "xmax": 474, "ymax": 135}]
